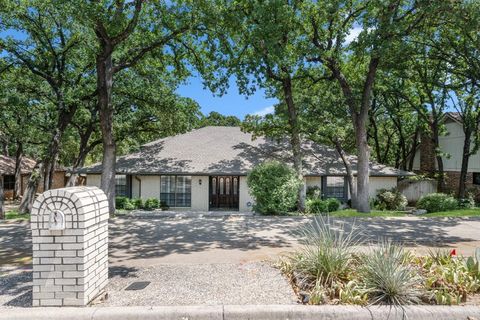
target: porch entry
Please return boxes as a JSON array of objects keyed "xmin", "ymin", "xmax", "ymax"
[{"xmin": 209, "ymin": 176, "xmax": 240, "ymax": 210}]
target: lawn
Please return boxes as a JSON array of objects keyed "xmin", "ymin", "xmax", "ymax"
[
  {"xmin": 326, "ymin": 208, "xmax": 480, "ymax": 218},
  {"xmin": 4, "ymin": 210, "xmax": 30, "ymax": 220}
]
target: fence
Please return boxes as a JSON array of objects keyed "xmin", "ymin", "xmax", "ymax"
[{"xmin": 398, "ymin": 179, "xmax": 437, "ymax": 203}]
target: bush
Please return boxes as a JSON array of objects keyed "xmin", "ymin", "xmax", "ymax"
[
  {"xmin": 247, "ymin": 161, "xmax": 302, "ymax": 215},
  {"xmin": 325, "ymin": 198, "xmax": 341, "ymax": 212},
  {"xmin": 375, "ymin": 188, "xmax": 408, "ymax": 211},
  {"xmin": 417, "ymin": 193, "xmax": 458, "ymax": 213},
  {"xmin": 306, "ymin": 186, "xmax": 321, "ymax": 199},
  {"xmin": 360, "ymin": 241, "xmax": 423, "ymax": 306},
  {"xmin": 306, "ymin": 198, "xmax": 341, "ymax": 214},
  {"xmin": 124, "ymin": 201, "xmax": 135, "ymax": 210},
  {"xmin": 132, "ymin": 198, "xmax": 143, "ymax": 209},
  {"xmin": 143, "ymin": 198, "xmax": 160, "ymax": 210},
  {"xmin": 115, "ymin": 196, "xmax": 129, "ymax": 210},
  {"xmin": 160, "ymin": 200, "xmax": 170, "ymax": 211},
  {"xmin": 458, "ymin": 194, "xmax": 475, "ymax": 209}
]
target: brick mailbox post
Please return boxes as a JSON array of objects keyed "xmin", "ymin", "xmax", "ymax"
[{"xmin": 30, "ymin": 186, "xmax": 109, "ymax": 306}]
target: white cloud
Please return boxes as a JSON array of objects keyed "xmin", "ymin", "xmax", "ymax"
[
  {"xmin": 252, "ymin": 105, "xmax": 275, "ymax": 117},
  {"xmin": 345, "ymin": 26, "xmax": 362, "ymax": 44}
]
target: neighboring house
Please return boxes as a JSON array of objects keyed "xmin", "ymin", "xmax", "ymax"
[
  {"xmin": 410, "ymin": 112, "xmax": 480, "ymax": 199},
  {"xmin": 0, "ymin": 155, "xmax": 68, "ymax": 200},
  {"xmin": 81, "ymin": 126, "xmax": 413, "ymax": 212}
]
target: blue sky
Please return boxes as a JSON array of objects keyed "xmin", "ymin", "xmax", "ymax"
[{"xmin": 176, "ymin": 75, "xmax": 277, "ymax": 119}]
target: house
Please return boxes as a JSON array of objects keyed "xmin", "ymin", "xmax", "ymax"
[
  {"xmin": 81, "ymin": 126, "xmax": 413, "ymax": 212},
  {"xmin": 410, "ymin": 112, "xmax": 480, "ymax": 200},
  {"xmin": 0, "ymin": 155, "xmax": 68, "ymax": 200}
]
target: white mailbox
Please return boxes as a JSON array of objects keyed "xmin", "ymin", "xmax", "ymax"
[{"xmin": 48, "ymin": 210, "xmax": 65, "ymax": 231}]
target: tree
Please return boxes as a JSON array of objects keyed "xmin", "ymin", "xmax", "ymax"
[
  {"xmin": 215, "ymin": 1, "xmax": 310, "ymax": 211},
  {"xmin": 304, "ymin": 0, "xmax": 433, "ymax": 212},
  {"xmin": 199, "ymin": 111, "xmax": 241, "ymax": 127},
  {"xmin": 434, "ymin": 1, "xmax": 480, "ymax": 198},
  {"xmin": 0, "ymin": 0, "xmax": 95, "ymax": 210},
  {"xmin": 75, "ymin": 0, "xmax": 203, "ymax": 213}
]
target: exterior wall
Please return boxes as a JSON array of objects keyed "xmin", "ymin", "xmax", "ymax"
[
  {"xmin": 137, "ymin": 175, "xmax": 160, "ymax": 199},
  {"xmin": 305, "ymin": 176, "xmax": 321, "ymax": 190},
  {"xmin": 191, "ymin": 176, "xmax": 209, "ymax": 211},
  {"xmin": 413, "ymin": 121, "xmax": 480, "ymax": 173},
  {"xmin": 239, "ymin": 176, "xmax": 254, "ymax": 212},
  {"xmin": 444, "ymin": 171, "xmax": 480, "ymax": 201},
  {"xmin": 368, "ymin": 176, "xmax": 398, "ymax": 198},
  {"xmin": 440, "ymin": 122, "xmax": 480, "ymax": 172},
  {"xmin": 131, "ymin": 176, "xmax": 140, "ymax": 198},
  {"xmin": 85, "ymin": 174, "xmax": 101, "ymax": 188},
  {"xmin": 20, "ymin": 171, "xmax": 67, "ymax": 196}
]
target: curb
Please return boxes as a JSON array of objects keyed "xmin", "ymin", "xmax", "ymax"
[{"xmin": 1, "ymin": 305, "xmax": 480, "ymax": 320}]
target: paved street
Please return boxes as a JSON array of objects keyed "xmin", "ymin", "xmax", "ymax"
[{"xmin": 2, "ymin": 215, "xmax": 480, "ymax": 268}]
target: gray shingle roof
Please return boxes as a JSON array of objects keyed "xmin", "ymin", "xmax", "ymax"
[
  {"xmin": 80, "ymin": 126, "xmax": 414, "ymax": 177},
  {"xmin": 0, "ymin": 155, "xmax": 36, "ymax": 175}
]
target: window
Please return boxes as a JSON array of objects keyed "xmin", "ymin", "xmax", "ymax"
[
  {"xmin": 160, "ymin": 175, "xmax": 191, "ymax": 207},
  {"xmin": 115, "ymin": 175, "xmax": 128, "ymax": 197},
  {"xmin": 233, "ymin": 177, "xmax": 238, "ymax": 195},
  {"xmin": 323, "ymin": 176, "xmax": 346, "ymax": 200},
  {"xmin": 3, "ymin": 175, "xmax": 15, "ymax": 190},
  {"xmin": 473, "ymin": 173, "xmax": 480, "ymax": 186}
]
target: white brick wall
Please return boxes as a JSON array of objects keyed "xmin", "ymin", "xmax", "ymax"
[{"xmin": 30, "ymin": 186, "xmax": 109, "ymax": 307}]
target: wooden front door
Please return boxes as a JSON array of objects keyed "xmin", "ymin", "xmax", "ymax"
[{"xmin": 209, "ymin": 176, "xmax": 239, "ymax": 210}]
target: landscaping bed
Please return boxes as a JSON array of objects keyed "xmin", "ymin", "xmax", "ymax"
[{"xmin": 278, "ymin": 216, "xmax": 480, "ymax": 307}]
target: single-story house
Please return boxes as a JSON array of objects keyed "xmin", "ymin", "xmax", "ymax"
[
  {"xmin": 80, "ymin": 126, "xmax": 413, "ymax": 212},
  {"xmin": 0, "ymin": 155, "xmax": 68, "ymax": 200}
]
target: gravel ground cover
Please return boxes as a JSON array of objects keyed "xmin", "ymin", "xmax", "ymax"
[
  {"xmin": 0, "ymin": 262, "xmax": 296, "ymax": 308},
  {"xmin": 104, "ymin": 262, "xmax": 297, "ymax": 306}
]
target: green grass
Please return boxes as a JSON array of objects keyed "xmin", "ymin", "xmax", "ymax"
[
  {"xmin": 327, "ymin": 209, "xmax": 407, "ymax": 218},
  {"xmin": 423, "ymin": 208, "xmax": 480, "ymax": 217},
  {"xmin": 4, "ymin": 210, "xmax": 30, "ymax": 220},
  {"xmin": 296, "ymin": 208, "xmax": 480, "ymax": 218}
]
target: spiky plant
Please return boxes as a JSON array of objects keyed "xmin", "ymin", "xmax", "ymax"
[
  {"xmin": 360, "ymin": 241, "xmax": 424, "ymax": 306},
  {"xmin": 293, "ymin": 216, "xmax": 364, "ymax": 288}
]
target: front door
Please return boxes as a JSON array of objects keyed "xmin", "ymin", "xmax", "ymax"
[{"xmin": 209, "ymin": 176, "xmax": 239, "ymax": 210}]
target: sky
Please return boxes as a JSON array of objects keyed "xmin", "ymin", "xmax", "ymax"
[{"xmin": 176, "ymin": 75, "xmax": 278, "ymax": 119}]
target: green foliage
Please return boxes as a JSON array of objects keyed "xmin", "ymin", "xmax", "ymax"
[
  {"xmin": 306, "ymin": 198, "xmax": 341, "ymax": 214},
  {"xmin": 306, "ymin": 186, "xmax": 321, "ymax": 199},
  {"xmin": 198, "ymin": 112, "xmax": 241, "ymax": 127},
  {"xmin": 247, "ymin": 161, "xmax": 302, "ymax": 215},
  {"xmin": 293, "ymin": 216, "xmax": 363, "ymax": 287},
  {"xmin": 360, "ymin": 242, "xmax": 423, "ymax": 306},
  {"xmin": 132, "ymin": 198, "xmax": 143, "ymax": 210},
  {"xmin": 115, "ymin": 197, "xmax": 130, "ymax": 210},
  {"xmin": 375, "ymin": 188, "xmax": 408, "ymax": 211},
  {"xmin": 143, "ymin": 198, "xmax": 160, "ymax": 211},
  {"xmin": 420, "ymin": 249, "xmax": 480, "ymax": 304},
  {"xmin": 417, "ymin": 193, "xmax": 458, "ymax": 213},
  {"xmin": 458, "ymin": 195, "xmax": 476, "ymax": 209}
]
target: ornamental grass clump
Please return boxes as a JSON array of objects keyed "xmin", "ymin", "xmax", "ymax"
[
  {"xmin": 283, "ymin": 216, "xmax": 365, "ymax": 303},
  {"xmin": 359, "ymin": 241, "xmax": 424, "ymax": 306}
]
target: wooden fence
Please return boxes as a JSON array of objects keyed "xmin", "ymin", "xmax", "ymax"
[{"xmin": 398, "ymin": 179, "xmax": 437, "ymax": 203}]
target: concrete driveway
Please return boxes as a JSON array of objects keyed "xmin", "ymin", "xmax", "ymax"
[{"xmin": 2, "ymin": 215, "xmax": 480, "ymax": 268}]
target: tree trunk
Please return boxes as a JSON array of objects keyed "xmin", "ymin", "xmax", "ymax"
[
  {"xmin": 334, "ymin": 140, "xmax": 356, "ymax": 207},
  {"xmin": 458, "ymin": 129, "xmax": 472, "ymax": 199},
  {"xmin": 0, "ymin": 175, "xmax": 5, "ymax": 220},
  {"xmin": 18, "ymin": 163, "xmax": 43, "ymax": 214},
  {"xmin": 355, "ymin": 113, "xmax": 371, "ymax": 212},
  {"xmin": 407, "ymin": 127, "xmax": 420, "ymax": 171},
  {"xmin": 430, "ymin": 121, "xmax": 445, "ymax": 192},
  {"xmin": 282, "ymin": 77, "xmax": 305, "ymax": 212},
  {"xmin": 14, "ymin": 142, "xmax": 23, "ymax": 200},
  {"xmin": 97, "ymin": 51, "xmax": 117, "ymax": 214}
]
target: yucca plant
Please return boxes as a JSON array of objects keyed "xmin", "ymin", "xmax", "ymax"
[
  {"xmin": 293, "ymin": 216, "xmax": 364, "ymax": 288},
  {"xmin": 360, "ymin": 241, "xmax": 424, "ymax": 306}
]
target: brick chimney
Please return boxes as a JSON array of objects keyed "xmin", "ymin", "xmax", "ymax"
[{"xmin": 419, "ymin": 130, "xmax": 436, "ymax": 173}]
